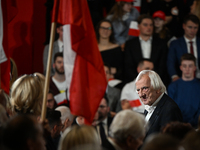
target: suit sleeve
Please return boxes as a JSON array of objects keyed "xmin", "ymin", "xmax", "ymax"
[
  {"xmin": 124, "ymin": 41, "xmax": 137, "ymax": 83},
  {"xmin": 160, "ymin": 102, "xmax": 183, "ymax": 128},
  {"xmin": 167, "ymin": 41, "xmax": 178, "ymax": 78}
]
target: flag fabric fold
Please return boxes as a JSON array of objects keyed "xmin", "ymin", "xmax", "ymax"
[
  {"xmin": 52, "ymin": 0, "xmax": 107, "ymax": 124},
  {"xmin": 0, "ymin": 0, "xmax": 10, "ymax": 94}
]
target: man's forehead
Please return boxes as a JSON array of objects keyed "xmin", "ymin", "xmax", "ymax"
[
  {"xmin": 181, "ymin": 60, "xmax": 195, "ymax": 65},
  {"xmin": 136, "ymin": 75, "xmax": 150, "ymax": 86}
]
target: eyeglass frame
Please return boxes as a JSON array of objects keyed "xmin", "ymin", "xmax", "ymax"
[
  {"xmin": 136, "ymin": 86, "xmax": 150, "ymax": 94},
  {"xmin": 99, "ymin": 26, "xmax": 112, "ymax": 31}
]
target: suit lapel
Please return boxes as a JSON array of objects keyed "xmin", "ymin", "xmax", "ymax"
[
  {"xmin": 150, "ymin": 37, "xmax": 157, "ymax": 61},
  {"xmin": 147, "ymin": 94, "xmax": 167, "ymax": 131},
  {"xmin": 134, "ymin": 38, "xmax": 143, "ymax": 62},
  {"xmin": 180, "ymin": 37, "xmax": 188, "ymax": 53}
]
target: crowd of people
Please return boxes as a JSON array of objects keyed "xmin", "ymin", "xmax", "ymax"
[{"xmin": 1, "ymin": 0, "xmax": 200, "ymax": 150}]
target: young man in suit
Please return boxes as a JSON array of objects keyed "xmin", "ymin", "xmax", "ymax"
[
  {"xmin": 124, "ymin": 14, "xmax": 168, "ymax": 85},
  {"xmin": 135, "ymin": 70, "xmax": 182, "ymax": 138},
  {"xmin": 167, "ymin": 14, "xmax": 200, "ymax": 82}
]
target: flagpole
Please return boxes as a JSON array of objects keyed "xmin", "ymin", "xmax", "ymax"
[{"xmin": 41, "ymin": 22, "xmax": 56, "ymax": 121}]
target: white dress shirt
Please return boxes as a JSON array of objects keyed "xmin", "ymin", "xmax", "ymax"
[
  {"xmin": 184, "ymin": 36, "xmax": 200, "ymax": 78},
  {"xmin": 139, "ymin": 36, "xmax": 152, "ymax": 59},
  {"xmin": 58, "ymin": 39, "xmax": 64, "ymax": 52},
  {"xmin": 145, "ymin": 93, "xmax": 164, "ymax": 122}
]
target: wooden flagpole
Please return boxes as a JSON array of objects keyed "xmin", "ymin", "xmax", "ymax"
[{"xmin": 41, "ymin": 22, "xmax": 56, "ymax": 121}]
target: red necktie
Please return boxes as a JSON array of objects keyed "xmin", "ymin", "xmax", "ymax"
[{"xmin": 189, "ymin": 41, "xmax": 194, "ymax": 55}]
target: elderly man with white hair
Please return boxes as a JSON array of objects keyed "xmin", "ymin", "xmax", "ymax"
[
  {"xmin": 104, "ymin": 109, "xmax": 146, "ymax": 150},
  {"xmin": 135, "ymin": 70, "xmax": 182, "ymax": 139},
  {"xmin": 55, "ymin": 106, "xmax": 73, "ymax": 133}
]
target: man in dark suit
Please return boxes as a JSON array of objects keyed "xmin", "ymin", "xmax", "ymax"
[
  {"xmin": 167, "ymin": 14, "xmax": 200, "ymax": 82},
  {"xmin": 103, "ymin": 110, "xmax": 146, "ymax": 150},
  {"xmin": 97, "ymin": 95, "xmax": 113, "ymax": 147},
  {"xmin": 135, "ymin": 70, "xmax": 182, "ymax": 138},
  {"xmin": 124, "ymin": 14, "xmax": 168, "ymax": 85}
]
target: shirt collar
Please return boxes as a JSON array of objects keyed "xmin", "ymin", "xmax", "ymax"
[
  {"xmin": 184, "ymin": 36, "xmax": 196, "ymax": 43},
  {"xmin": 145, "ymin": 93, "xmax": 164, "ymax": 112},
  {"xmin": 58, "ymin": 39, "xmax": 63, "ymax": 47},
  {"xmin": 139, "ymin": 36, "xmax": 152, "ymax": 42}
]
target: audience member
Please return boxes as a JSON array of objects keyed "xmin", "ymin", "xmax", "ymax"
[
  {"xmin": 106, "ymin": 0, "xmax": 139, "ymax": 45},
  {"xmin": 46, "ymin": 109, "xmax": 62, "ymax": 149},
  {"xmin": 104, "ymin": 109, "xmax": 146, "ymax": 150},
  {"xmin": 97, "ymin": 95, "xmax": 113, "ymax": 147},
  {"xmin": 96, "ymin": 19, "xmax": 123, "ymax": 79},
  {"xmin": 182, "ymin": 130, "xmax": 200, "ymax": 150},
  {"xmin": 104, "ymin": 64, "xmax": 121, "ymax": 116},
  {"xmin": 168, "ymin": 54, "xmax": 200, "ymax": 127},
  {"xmin": 161, "ymin": 121, "xmax": 194, "ymax": 140},
  {"xmin": 10, "ymin": 73, "xmax": 45, "ymax": 116},
  {"xmin": 121, "ymin": 59, "xmax": 154, "ymax": 113},
  {"xmin": 190, "ymin": 0, "xmax": 200, "ymax": 20},
  {"xmin": 167, "ymin": 14, "xmax": 200, "ymax": 81},
  {"xmin": 58, "ymin": 125, "xmax": 99, "ymax": 150},
  {"xmin": 1, "ymin": 115, "xmax": 46, "ymax": 150},
  {"xmin": 141, "ymin": 133, "xmax": 182, "ymax": 150},
  {"xmin": 135, "ymin": 70, "xmax": 182, "ymax": 139},
  {"xmin": 43, "ymin": 24, "xmax": 63, "ymax": 75},
  {"xmin": 55, "ymin": 106, "xmax": 73, "ymax": 133},
  {"xmin": 49, "ymin": 52, "xmax": 69, "ymax": 106},
  {"xmin": 152, "ymin": 10, "xmax": 172, "ymax": 43},
  {"xmin": 46, "ymin": 91, "xmax": 56, "ymax": 110},
  {"xmin": 124, "ymin": 14, "xmax": 169, "ymax": 85}
]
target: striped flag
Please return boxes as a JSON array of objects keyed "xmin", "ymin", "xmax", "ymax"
[{"xmin": 52, "ymin": 0, "xmax": 107, "ymax": 124}]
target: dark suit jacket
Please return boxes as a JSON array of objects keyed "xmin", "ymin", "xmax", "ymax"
[
  {"xmin": 167, "ymin": 36, "xmax": 200, "ymax": 78},
  {"xmin": 146, "ymin": 93, "xmax": 183, "ymax": 138},
  {"xmin": 124, "ymin": 36, "xmax": 168, "ymax": 85},
  {"xmin": 107, "ymin": 85, "xmax": 121, "ymax": 113}
]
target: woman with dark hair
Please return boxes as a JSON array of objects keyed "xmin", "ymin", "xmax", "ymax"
[
  {"xmin": 96, "ymin": 19, "xmax": 123, "ymax": 79},
  {"xmin": 106, "ymin": 0, "xmax": 139, "ymax": 45}
]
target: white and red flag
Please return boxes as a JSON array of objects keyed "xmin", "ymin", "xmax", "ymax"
[
  {"xmin": 0, "ymin": 0, "xmax": 12, "ymax": 94},
  {"xmin": 52, "ymin": 0, "xmax": 107, "ymax": 124}
]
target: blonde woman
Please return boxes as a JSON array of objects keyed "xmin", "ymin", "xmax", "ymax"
[
  {"xmin": 10, "ymin": 73, "xmax": 45, "ymax": 116},
  {"xmin": 58, "ymin": 125, "xmax": 99, "ymax": 150},
  {"xmin": 191, "ymin": 0, "xmax": 200, "ymax": 20}
]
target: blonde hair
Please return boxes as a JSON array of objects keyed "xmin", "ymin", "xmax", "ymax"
[
  {"xmin": 10, "ymin": 73, "xmax": 45, "ymax": 116},
  {"xmin": 193, "ymin": 0, "xmax": 200, "ymax": 20},
  {"xmin": 58, "ymin": 125, "xmax": 99, "ymax": 150}
]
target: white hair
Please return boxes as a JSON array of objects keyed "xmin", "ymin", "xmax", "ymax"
[
  {"xmin": 109, "ymin": 110, "xmax": 147, "ymax": 142},
  {"xmin": 55, "ymin": 106, "xmax": 73, "ymax": 124},
  {"xmin": 136, "ymin": 70, "xmax": 166, "ymax": 93}
]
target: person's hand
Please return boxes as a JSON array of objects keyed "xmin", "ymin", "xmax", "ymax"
[{"xmin": 121, "ymin": 44, "xmax": 125, "ymax": 51}]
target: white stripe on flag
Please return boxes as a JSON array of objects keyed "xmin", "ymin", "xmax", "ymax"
[
  {"xmin": 0, "ymin": 0, "xmax": 7, "ymax": 64},
  {"xmin": 63, "ymin": 24, "xmax": 76, "ymax": 100}
]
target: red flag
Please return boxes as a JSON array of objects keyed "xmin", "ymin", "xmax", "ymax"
[
  {"xmin": 0, "ymin": 0, "xmax": 10, "ymax": 94},
  {"xmin": 52, "ymin": 0, "xmax": 107, "ymax": 124}
]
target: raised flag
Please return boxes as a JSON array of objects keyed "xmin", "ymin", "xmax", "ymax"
[
  {"xmin": 128, "ymin": 21, "xmax": 140, "ymax": 37},
  {"xmin": 0, "ymin": 0, "xmax": 10, "ymax": 94},
  {"xmin": 52, "ymin": 0, "xmax": 107, "ymax": 124}
]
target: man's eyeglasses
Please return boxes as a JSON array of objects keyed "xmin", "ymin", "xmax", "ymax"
[
  {"xmin": 136, "ymin": 86, "xmax": 150, "ymax": 94},
  {"xmin": 100, "ymin": 26, "xmax": 112, "ymax": 30}
]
